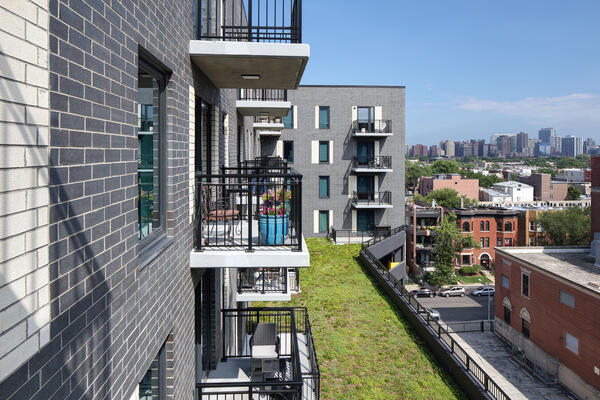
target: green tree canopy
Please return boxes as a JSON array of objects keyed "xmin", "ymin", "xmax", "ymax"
[
  {"xmin": 461, "ymin": 170, "xmax": 503, "ymax": 188},
  {"xmin": 431, "ymin": 160, "xmax": 460, "ymax": 174},
  {"xmin": 405, "ymin": 161, "xmax": 432, "ymax": 190},
  {"xmin": 418, "ymin": 188, "xmax": 478, "ymax": 208},
  {"xmin": 537, "ymin": 207, "xmax": 591, "ymax": 246},
  {"xmin": 566, "ymin": 185, "xmax": 582, "ymax": 200}
]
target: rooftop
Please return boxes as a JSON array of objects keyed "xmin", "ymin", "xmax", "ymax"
[
  {"xmin": 497, "ymin": 247, "xmax": 600, "ymax": 295},
  {"xmin": 480, "ymin": 188, "xmax": 511, "ymax": 198},
  {"xmin": 492, "ymin": 181, "xmax": 533, "ymax": 189}
]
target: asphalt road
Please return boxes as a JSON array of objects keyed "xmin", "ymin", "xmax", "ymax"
[{"xmin": 418, "ymin": 294, "xmax": 495, "ymax": 321}]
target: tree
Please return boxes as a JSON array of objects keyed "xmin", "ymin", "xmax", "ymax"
[
  {"xmin": 431, "ymin": 159, "xmax": 460, "ymax": 175},
  {"xmin": 537, "ymin": 207, "xmax": 591, "ymax": 246},
  {"xmin": 460, "ymin": 170, "xmax": 503, "ymax": 188},
  {"xmin": 429, "ymin": 215, "xmax": 480, "ymax": 286},
  {"xmin": 423, "ymin": 188, "xmax": 477, "ymax": 208},
  {"xmin": 566, "ymin": 185, "xmax": 582, "ymax": 200},
  {"xmin": 405, "ymin": 161, "xmax": 432, "ymax": 190}
]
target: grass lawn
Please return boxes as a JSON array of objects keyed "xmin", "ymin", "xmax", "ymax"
[
  {"xmin": 255, "ymin": 239, "xmax": 467, "ymax": 400},
  {"xmin": 458, "ymin": 275, "xmax": 492, "ymax": 284}
]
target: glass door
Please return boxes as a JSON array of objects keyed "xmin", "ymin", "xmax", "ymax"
[
  {"xmin": 357, "ymin": 106, "xmax": 375, "ymax": 132},
  {"xmin": 356, "ymin": 141, "xmax": 374, "ymax": 165},
  {"xmin": 357, "ymin": 210, "xmax": 375, "ymax": 232},
  {"xmin": 357, "ymin": 176, "xmax": 374, "ymax": 200}
]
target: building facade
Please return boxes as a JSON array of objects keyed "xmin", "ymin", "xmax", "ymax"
[
  {"xmin": 516, "ymin": 209, "xmax": 545, "ymax": 246},
  {"xmin": 405, "ymin": 204, "xmax": 442, "ymax": 276},
  {"xmin": 418, "ymin": 174, "xmax": 479, "ymax": 201},
  {"xmin": 490, "ymin": 181, "xmax": 534, "ymax": 203},
  {"xmin": 0, "ymin": 1, "xmax": 320, "ymax": 400},
  {"xmin": 260, "ymin": 85, "xmax": 406, "ymax": 237},
  {"xmin": 518, "ymin": 173, "xmax": 569, "ymax": 201}
]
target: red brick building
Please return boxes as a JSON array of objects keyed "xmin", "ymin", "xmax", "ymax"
[
  {"xmin": 492, "ymin": 155, "xmax": 600, "ymax": 399},
  {"xmin": 418, "ymin": 174, "xmax": 480, "ymax": 200},
  {"xmin": 454, "ymin": 208, "xmax": 519, "ymax": 268}
]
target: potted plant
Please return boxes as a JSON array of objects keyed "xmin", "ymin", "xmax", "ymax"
[{"xmin": 259, "ymin": 188, "xmax": 291, "ymax": 245}]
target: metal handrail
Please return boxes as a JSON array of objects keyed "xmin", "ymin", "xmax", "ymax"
[
  {"xmin": 351, "ymin": 190, "xmax": 392, "ymax": 206},
  {"xmin": 351, "ymin": 119, "xmax": 393, "ymax": 134},
  {"xmin": 352, "ymin": 155, "xmax": 392, "ymax": 169},
  {"xmin": 239, "ymin": 88, "xmax": 287, "ymax": 101}
]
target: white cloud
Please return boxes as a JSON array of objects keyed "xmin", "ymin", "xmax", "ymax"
[{"xmin": 455, "ymin": 93, "xmax": 600, "ymax": 125}]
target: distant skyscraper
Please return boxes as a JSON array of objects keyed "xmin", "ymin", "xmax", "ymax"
[
  {"xmin": 409, "ymin": 144, "xmax": 428, "ymax": 157},
  {"xmin": 584, "ymin": 138, "xmax": 596, "ymax": 154},
  {"xmin": 516, "ymin": 132, "xmax": 529, "ymax": 154},
  {"xmin": 439, "ymin": 140, "xmax": 455, "ymax": 157},
  {"xmin": 538, "ymin": 128, "xmax": 555, "ymax": 144},
  {"xmin": 496, "ymin": 135, "xmax": 511, "ymax": 156},
  {"xmin": 562, "ymin": 135, "xmax": 583, "ymax": 157}
]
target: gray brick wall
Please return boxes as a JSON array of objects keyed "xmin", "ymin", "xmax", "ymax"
[
  {"xmin": 262, "ymin": 85, "xmax": 406, "ymax": 237},
  {"xmin": 0, "ymin": 0, "xmax": 241, "ymax": 399}
]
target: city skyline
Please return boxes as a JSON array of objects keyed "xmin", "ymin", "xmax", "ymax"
[{"xmin": 300, "ymin": 0, "xmax": 600, "ymax": 145}]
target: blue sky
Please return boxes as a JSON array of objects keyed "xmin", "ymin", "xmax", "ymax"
[{"xmin": 300, "ymin": 0, "xmax": 600, "ymax": 145}]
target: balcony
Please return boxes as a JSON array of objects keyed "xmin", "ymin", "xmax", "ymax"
[
  {"xmin": 351, "ymin": 191, "xmax": 393, "ymax": 209},
  {"xmin": 351, "ymin": 120, "xmax": 393, "ymax": 137},
  {"xmin": 236, "ymin": 89, "xmax": 292, "ymax": 117},
  {"xmin": 254, "ymin": 115, "xmax": 284, "ymax": 136},
  {"xmin": 191, "ymin": 166, "xmax": 310, "ymax": 268},
  {"xmin": 351, "ymin": 156, "xmax": 393, "ymax": 173},
  {"xmin": 197, "ymin": 307, "xmax": 320, "ymax": 400},
  {"xmin": 190, "ymin": 0, "xmax": 309, "ymax": 89},
  {"xmin": 236, "ymin": 268, "xmax": 300, "ymax": 302}
]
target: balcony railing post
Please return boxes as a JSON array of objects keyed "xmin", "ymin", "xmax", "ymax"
[
  {"xmin": 296, "ymin": 177, "xmax": 303, "ymax": 251},
  {"xmin": 247, "ymin": 183, "xmax": 254, "ymax": 252},
  {"xmin": 247, "ymin": 0, "xmax": 253, "ymax": 41},
  {"xmin": 196, "ymin": 179, "xmax": 202, "ymax": 251}
]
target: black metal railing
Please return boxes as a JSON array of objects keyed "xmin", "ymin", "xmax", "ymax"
[
  {"xmin": 351, "ymin": 191, "xmax": 392, "ymax": 206},
  {"xmin": 352, "ymin": 156, "xmax": 392, "ymax": 170},
  {"xmin": 351, "ymin": 119, "xmax": 393, "ymax": 134},
  {"xmin": 360, "ymin": 247, "xmax": 510, "ymax": 400},
  {"xmin": 224, "ymin": 156, "xmax": 290, "ymax": 176},
  {"xmin": 194, "ymin": 168, "xmax": 303, "ymax": 252},
  {"xmin": 329, "ymin": 228, "xmax": 374, "ymax": 244},
  {"xmin": 237, "ymin": 268, "xmax": 288, "ymax": 294},
  {"xmin": 196, "ymin": 307, "xmax": 319, "ymax": 400},
  {"xmin": 361, "ymin": 225, "xmax": 406, "ymax": 249},
  {"xmin": 239, "ymin": 88, "xmax": 287, "ymax": 101},
  {"xmin": 254, "ymin": 115, "xmax": 283, "ymax": 124},
  {"xmin": 197, "ymin": 0, "xmax": 302, "ymax": 43}
]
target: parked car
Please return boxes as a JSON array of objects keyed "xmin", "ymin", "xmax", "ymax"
[
  {"xmin": 471, "ymin": 286, "xmax": 495, "ymax": 296},
  {"xmin": 411, "ymin": 288, "xmax": 436, "ymax": 298},
  {"xmin": 439, "ymin": 286, "xmax": 466, "ymax": 297},
  {"xmin": 427, "ymin": 308, "xmax": 441, "ymax": 320}
]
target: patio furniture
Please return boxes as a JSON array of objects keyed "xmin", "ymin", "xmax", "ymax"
[
  {"xmin": 200, "ymin": 185, "xmax": 240, "ymax": 244},
  {"xmin": 250, "ymin": 323, "xmax": 280, "ymax": 377}
]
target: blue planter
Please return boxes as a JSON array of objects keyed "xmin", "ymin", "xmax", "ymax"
[{"xmin": 259, "ymin": 214, "xmax": 289, "ymax": 245}]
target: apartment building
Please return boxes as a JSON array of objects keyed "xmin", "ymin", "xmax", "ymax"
[
  {"xmin": 490, "ymin": 181, "xmax": 534, "ymax": 203},
  {"xmin": 405, "ymin": 204, "xmax": 443, "ymax": 276},
  {"xmin": 0, "ymin": 1, "xmax": 320, "ymax": 399},
  {"xmin": 518, "ymin": 173, "xmax": 569, "ymax": 201},
  {"xmin": 454, "ymin": 208, "xmax": 520, "ymax": 268},
  {"xmin": 418, "ymin": 174, "xmax": 479, "ymax": 200},
  {"xmin": 259, "ymin": 85, "xmax": 406, "ymax": 238}
]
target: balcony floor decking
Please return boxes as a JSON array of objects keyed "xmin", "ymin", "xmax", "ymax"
[{"xmin": 191, "ymin": 219, "xmax": 310, "ymax": 268}]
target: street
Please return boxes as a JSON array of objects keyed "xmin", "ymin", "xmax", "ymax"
[{"xmin": 418, "ymin": 294, "xmax": 495, "ymax": 321}]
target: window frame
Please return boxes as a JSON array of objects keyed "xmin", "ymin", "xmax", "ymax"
[
  {"xmin": 318, "ymin": 210, "xmax": 329, "ymax": 233},
  {"xmin": 485, "ymin": 237, "xmax": 490, "ymax": 248},
  {"xmin": 485, "ymin": 221, "xmax": 490, "ymax": 231},
  {"xmin": 560, "ymin": 289, "xmax": 575, "ymax": 308},
  {"xmin": 501, "ymin": 274, "xmax": 509, "ymax": 289},
  {"xmin": 565, "ymin": 332, "xmax": 579, "ymax": 355},
  {"xmin": 318, "ymin": 140, "xmax": 330, "ymax": 163},
  {"xmin": 521, "ymin": 270, "xmax": 530, "ymax": 298},
  {"xmin": 283, "ymin": 107, "xmax": 293, "ymax": 129},
  {"xmin": 522, "ymin": 318, "xmax": 530, "ymax": 338},
  {"xmin": 283, "ymin": 140, "xmax": 294, "ymax": 163},
  {"xmin": 318, "ymin": 106, "xmax": 330, "ymax": 129},
  {"xmin": 138, "ymin": 56, "xmax": 168, "ymax": 250},
  {"xmin": 504, "ymin": 306, "xmax": 511, "ymax": 324},
  {"xmin": 318, "ymin": 176, "xmax": 330, "ymax": 199}
]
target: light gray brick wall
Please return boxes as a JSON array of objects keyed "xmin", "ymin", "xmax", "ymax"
[{"xmin": 0, "ymin": 0, "xmax": 51, "ymax": 383}]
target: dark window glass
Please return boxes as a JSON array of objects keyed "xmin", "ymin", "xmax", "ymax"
[
  {"xmin": 462, "ymin": 222, "xmax": 470, "ymax": 232},
  {"xmin": 140, "ymin": 341, "xmax": 166, "ymax": 399},
  {"xmin": 485, "ymin": 237, "xmax": 490, "ymax": 247},
  {"xmin": 138, "ymin": 62, "xmax": 165, "ymax": 242},
  {"xmin": 319, "ymin": 141, "xmax": 329, "ymax": 163},
  {"xmin": 522, "ymin": 319, "xmax": 530, "ymax": 338},
  {"xmin": 505, "ymin": 221, "xmax": 512, "ymax": 231},
  {"xmin": 318, "ymin": 210, "xmax": 329, "ymax": 233},
  {"xmin": 480, "ymin": 221, "xmax": 484, "ymax": 231},
  {"xmin": 522, "ymin": 273, "xmax": 530, "ymax": 297},
  {"xmin": 504, "ymin": 307, "xmax": 511, "ymax": 324},
  {"xmin": 283, "ymin": 141, "xmax": 294, "ymax": 163},
  {"xmin": 462, "ymin": 254, "xmax": 470, "ymax": 265},
  {"xmin": 283, "ymin": 107, "xmax": 293, "ymax": 128},
  {"xmin": 357, "ymin": 106, "xmax": 374, "ymax": 132},
  {"xmin": 497, "ymin": 237, "xmax": 502, "ymax": 247},
  {"xmin": 357, "ymin": 141, "xmax": 374, "ymax": 165},
  {"xmin": 357, "ymin": 210, "xmax": 375, "ymax": 232},
  {"xmin": 319, "ymin": 106, "xmax": 329, "ymax": 129},
  {"xmin": 485, "ymin": 221, "xmax": 490, "ymax": 231},
  {"xmin": 319, "ymin": 176, "xmax": 329, "ymax": 198}
]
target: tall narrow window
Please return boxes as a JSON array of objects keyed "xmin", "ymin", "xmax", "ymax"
[
  {"xmin": 139, "ymin": 341, "xmax": 166, "ymax": 399},
  {"xmin": 480, "ymin": 221, "xmax": 484, "ymax": 231},
  {"xmin": 522, "ymin": 272, "xmax": 530, "ymax": 297},
  {"xmin": 319, "ymin": 106, "xmax": 330, "ymax": 129},
  {"xmin": 485, "ymin": 237, "xmax": 490, "ymax": 248},
  {"xmin": 319, "ymin": 141, "xmax": 329, "ymax": 163},
  {"xmin": 138, "ymin": 59, "xmax": 166, "ymax": 242},
  {"xmin": 283, "ymin": 141, "xmax": 294, "ymax": 163},
  {"xmin": 318, "ymin": 210, "xmax": 329, "ymax": 233},
  {"xmin": 565, "ymin": 332, "xmax": 578, "ymax": 354},
  {"xmin": 283, "ymin": 107, "xmax": 293, "ymax": 128},
  {"xmin": 504, "ymin": 306, "xmax": 511, "ymax": 324},
  {"xmin": 522, "ymin": 319, "xmax": 530, "ymax": 338},
  {"xmin": 319, "ymin": 176, "xmax": 330, "ymax": 198},
  {"xmin": 357, "ymin": 106, "xmax": 374, "ymax": 132},
  {"xmin": 485, "ymin": 221, "xmax": 490, "ymax": 231}
]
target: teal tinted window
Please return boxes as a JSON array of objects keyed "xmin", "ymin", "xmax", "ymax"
[
  {"xmin": 283, "ymin": 141, "xmax": 294, "ymax": 163},
  {"xmin": 319, "ymin": 106, "xmax": 329, "ymax": 129},
  {"xmin": 319, "ymin": 141, "xmax": 329, "ymax": 163},
  {"xmin": 319, "ymin": 211, "xmax": 329, "ymax": 233},
  {"xmin": 319, "ymin": 176, "xmax": 329, "ymax": 198},
  {"xmin": 357, "ymin": 210, "xmax": 375, "ymax": 232},
  {"xmin": 283, "ymin": 107, "xmax": 293, "ymax": 128}
]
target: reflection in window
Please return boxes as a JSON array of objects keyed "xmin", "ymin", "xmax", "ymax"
[
  {"xmin": 138, "ymin": 67, "xmax": 163, "ymax": 240},
  {"xmin": 283, "ymin": 107, "xmax": 293, "ymax": 128},
  {"xmin": 319, "ymin": 106, "xmax": 329, "ymax": 129},
  {"xmin": 283, "ymin": 140, "xmax": 294, "ymax": 163}
]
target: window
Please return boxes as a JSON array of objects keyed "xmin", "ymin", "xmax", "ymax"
[
  {"xmin": 560, "ymin": 290, "xmax": 575, "ymax": 308},
  {"xmin": 485, "ymin": 221, "xmax": 490, "ymax": 231},
  {"xmin": 485, "ymin": 237, "xmax": 490, "ymax": 248},
  {"xmin": 501, "ymin": 275, "xmax": 509, "ymax": 289},
  {"xmin": 319, "ymin": 176, "xmax": 330, "ymax": 198},
  {"xmin": 480, "ymin": 238, "xmax": 485, "ymax": 248},
  {"xmin": 529, "ymin": 237, "xmax": 535, "ymax": 246},
  {"xmin": 319, "ymin": 141, "xmax": 329, "ymax": 163},
  {"xmin": 357, "ymin": 106, "xmax": 375, "ymax": 132},
  {"xmin": 283, "ymin": 141, "xmax": 294, "ymax": 163},
  {"xmin": 462, "ymin": 254, "xmax": 470, "ymax": 265},
  {"xmin": 283, "ymin": 107, "xmax": 293, "ymax": 128},
  {"xmin": 462, "ymin": 222, "xmax": 470, "ymax": 232},
  {"xmin": 522, "ymin": 272, "xmax": 530, "ymax": 297},
  {"xmin": 505, "ymin": 238, "xmax": 513, "ymax": 246},
  {"xmin": 497, "ymin": 238, "xmax": 502, "ymax": 247},
  {"xmin": 480, "ymin": 221, "xmax": 484, "ymax": 231},
  {"xmin": 522, "ymin": 319, "xmax": 530, "ymax": 338},
  {"xmin": 318, "ymin": 106, "xmax": 330, "ymax": 129},
  {"xmin": 565, "ymin": 332, "xmax": 579, "ymax": 354},
  {"xmin": 504, "ymin": 306, "xmax": 511, "ymax": 324},
  {"xmin": 318, "ymin": 210, "xmax": 329, "ymax": 233},
  {"xmin": 529, "ymin": 221, "xmax": 535, "ymax": 231},
  {"xmin": 140, "ymin": 341, "xmax": 167, "ymax": 399},
  {"xmin": 138, "ymin": 58, "xmax": 166, "ymax": 243},
  {"xmin": 505, "ymin": 221, "xmax": 512, "ymax": 231}
]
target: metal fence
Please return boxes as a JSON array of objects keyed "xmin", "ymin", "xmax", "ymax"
[
  {"xmin": 360, "ymin": 242, "xmax": 511, "ymax": 400},
  {"xmin": 239, "ymin": 88, "xmax": 288, "ymax": 101},
  {"xmin": 351, "ymin": 119, "xmax": 393, "ymax": 134},
  {"xmin": 237, "ymin": 268, "xmax": 289, "ymax": 294},
  {"xmin": 352, "ymin": 155, "xmax": 392, "ymax": 170},
  {"xmin": 351, "ymin": 190, "xmax": 392, "ymax": 207}
]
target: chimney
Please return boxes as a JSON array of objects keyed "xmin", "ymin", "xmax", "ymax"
[{"xmin": 590, "ymin": 156, "xmax": 600, "ymax": 264}]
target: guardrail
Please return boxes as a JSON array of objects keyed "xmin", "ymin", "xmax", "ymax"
[
  {"xmin": 351, "ymin": 155, "xmax": 392, "ymax": 170},
  {"xmin": 351, "ymin": 191, "xmax": 392, "ymax": 207},
  {"xmin": 351, "ymin": 119, "xmax": 393, "ymax": 134},
  {"xmin": 360, "ymin": 246, "xmax": 510, "ymax": 400},
  {"xmin": 239, "ymin": 88, "xmax": 287, "ymax": 101}
]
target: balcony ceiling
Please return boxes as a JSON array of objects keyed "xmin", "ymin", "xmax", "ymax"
[
  {"xmin": 236, "ymin": 100, "xmax": 291, "ymax": 117},
  {"xmin": 190, "ymin": 41, "xmax": 310, "ymax": 89}
]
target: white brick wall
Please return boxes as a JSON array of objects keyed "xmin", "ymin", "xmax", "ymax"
[{"xmin": 0, "ymin": 0, "xmax": 50, "ymax": 383}]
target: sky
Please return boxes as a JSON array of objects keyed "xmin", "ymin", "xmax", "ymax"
[{"xmin": 299, "ymin": 0, "xmax": 600, "ymax": 145}]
